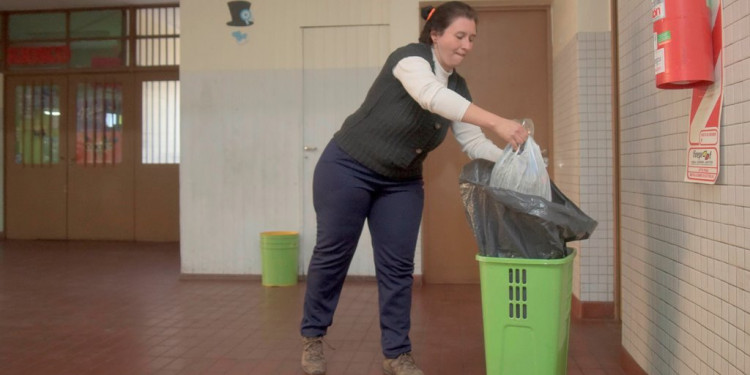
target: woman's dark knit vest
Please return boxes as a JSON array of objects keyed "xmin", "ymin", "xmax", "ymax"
[{"xmin": 333, "ymin": 43, "xmax": 472, "ymax": 180}]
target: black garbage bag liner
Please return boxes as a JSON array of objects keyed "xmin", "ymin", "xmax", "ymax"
[{"xmin": 459, "ymin": 159, "xmax": 598, "ymax": 259}]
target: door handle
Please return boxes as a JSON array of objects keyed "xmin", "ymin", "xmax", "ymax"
[{"xmin": 303, "ymin": 146, "xmax": 318, "ymax": 151}]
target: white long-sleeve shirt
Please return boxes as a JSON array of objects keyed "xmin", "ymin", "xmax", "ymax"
[{"xmin": 392, "ymin": 48, "xmax": 503, "ymax": 162}]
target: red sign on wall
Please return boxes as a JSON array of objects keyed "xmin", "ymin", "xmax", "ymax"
[{"xmin": 7, "ymin": 46, "xmax": 71, "ymax": 65}]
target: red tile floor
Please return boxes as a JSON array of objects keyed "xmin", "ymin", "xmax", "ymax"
[{"xmin": 0, "ymin": 241, "xmax": 632, "ymax": 375}]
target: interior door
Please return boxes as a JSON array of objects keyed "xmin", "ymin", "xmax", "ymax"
[
  {"xmin": 423, "ymin": 7, "xmax": 552, "ymax": 283},
  {"xmin": 66, "ymin": 74, "xmax": 135, "ymax": 240},
  {"xmin": 5, "ymin": 76, "xmax": 68, "ymax": 239},
  {"xmin": 301, "ymin": 25, "xmax": 389, "ymax": 276},
  {"xmin": 134, "ymin": 71, "xmax": 180, "ymax": 241}
]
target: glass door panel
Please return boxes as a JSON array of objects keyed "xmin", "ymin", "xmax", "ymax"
[
  {"xmin": 75, "ymin": 81, "xmax": 123, "ymax": 165},
  {"xmin": 14, "ymin": 82, "xmax": 61, "ymax": 165},
  {"xmin": 5, "ymin": 76, "xmax": 68, "ymax": 239}
]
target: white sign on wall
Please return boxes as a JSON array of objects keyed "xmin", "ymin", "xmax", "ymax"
[{"xmin": 685, "ymin": 0, "xmax": 723, "ymax": 184}]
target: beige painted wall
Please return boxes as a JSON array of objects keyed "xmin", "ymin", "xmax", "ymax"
[
  {"xmin": 551, "ymin": 0, "xmax": 610, "ymax": 57},
  {"xmin": 551, "ymin": 0, "xmax": 578, "ymax": 58},
  {"xmin": 181, "ymin": 0, "xmax": 415, "ymax": 72},
  {"xmin": 179, "ymin": 0, "xmax": 558, "ymax": 275},
  {"xmin": 181, "ymin": 0, "xmax": 555, "ymax": 73},
  {"xmin": 180, "ymin": 0, "xmax": 418, "ymax": 275},
  {"xmin": 578, "ymin": 0, "xmax": 610, "ymax": 32}
]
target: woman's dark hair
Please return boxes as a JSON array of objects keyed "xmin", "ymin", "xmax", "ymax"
[{"xmin": 419, "ymin": 2, "xmax": 478, "ymax": 45}]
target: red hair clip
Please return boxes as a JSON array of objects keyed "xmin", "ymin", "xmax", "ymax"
[{"xmin": 426, "ymin": 8, "xmax": 436, "ymax": 21}]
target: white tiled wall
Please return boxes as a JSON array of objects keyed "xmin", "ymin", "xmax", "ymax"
[
  {"xmin": 553, "ymin": 34, "xmax": 582, "ymax": 298},
  {"xmin": 553, "ymin": 32, "xmax": 615, "ymax": 302},
  {"xmin": 578, "ymin": 32, "xmax": 615, "ymax": 302},
  {"xmin": 618, "ymin": 0, "xmax": 750, "ymax": 373}
]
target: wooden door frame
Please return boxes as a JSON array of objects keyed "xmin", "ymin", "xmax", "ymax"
[
  {"xmin": 420, "ymin": 3, "xmax": 553, "ymax": 284},
  {"xmin": 610, "ymin": 0, "xmax": 621, "ymax": 321},
  {"xmin": 133, "ymin": 70, "xmax": 180, "ymax": 242},
  {"xmin": 461, "ymin": 3, "xmax": 554, "ymax": 178},
  {"xmin": 4, "ymin": 69, "xmax": 179, "ymax": 241},
  {"xmin": 419, "ymin": 2, "xmax": 554, "ymax": 178}
]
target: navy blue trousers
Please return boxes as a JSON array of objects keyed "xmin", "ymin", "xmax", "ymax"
[{"xmin": 301, "ymin": 140, "xmax": 424, "ymax": 358}]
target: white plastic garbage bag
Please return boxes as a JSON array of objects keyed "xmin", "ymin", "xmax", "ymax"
[{"xmin": 490, "ymin": 135, "xmax": 551, "ymax": 201}]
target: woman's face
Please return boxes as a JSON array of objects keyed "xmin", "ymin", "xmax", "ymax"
[{"xmin": 431, "ymin": 16, "xmax": 476, "ymax": 70}]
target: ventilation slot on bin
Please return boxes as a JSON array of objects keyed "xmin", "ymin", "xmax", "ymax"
[{"xmin": 508, "ymin": 268, "xmax": 528, "ymax": 319}]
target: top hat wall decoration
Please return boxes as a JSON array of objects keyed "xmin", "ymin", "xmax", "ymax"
[{"xmin": 227, "ymin": 1, "xmax": 253, "ymax": 26}]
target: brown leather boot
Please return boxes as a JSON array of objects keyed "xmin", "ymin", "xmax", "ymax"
[
  {"xmin": 301, "ymin": 336, "xmax": 326, "ymax": 375},
  {"xmin": 382, "ymin": 352, "xmax": 424, "ymax": 375}
]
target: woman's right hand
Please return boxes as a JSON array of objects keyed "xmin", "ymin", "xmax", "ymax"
[
  {"xmin": 492, "ymin": 117, "xmax": 529, "ymax": 151},
  {"xmin": 462, "ymin": 104, "xmax": 529, "ymax": 151}
]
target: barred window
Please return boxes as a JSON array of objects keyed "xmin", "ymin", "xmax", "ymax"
[
  {"xmin": 4, "ymin": 6, "xmax": 180, "ymax": 71},
  {"xmin": 142, "ymin": 80, "xmax": 180, "ymax": 164},
  {"xmin": 136, "ymin": 7, "xmax": 180, "ymax": 67},
  {"xmin": 75, "ymin": 81, "xmax": 124, "ymax": 166},
  {"xmin": 13, "ymin": 83, "xmax": 62, "ymax": 166}
]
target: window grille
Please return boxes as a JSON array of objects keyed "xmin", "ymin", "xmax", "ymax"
[
  {"xmin": 142, "ymin": 80, "xmax": 180, "ymax": 164},
  {"xmin": 14, "ymin": 82, "xmax": 61, "ymax": 166},
  {"xmin": 136, "ymin": 7, "xmax": 180, "ymax": 66},
  {"xmin": 75, "ymin": 81, "xmax": 124, "ymax": 166},
  {"xmin": 3, "ymin": 6, "xmax": 180, "ymax": 71}
]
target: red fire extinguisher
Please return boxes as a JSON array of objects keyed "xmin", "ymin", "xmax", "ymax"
[{"xmin": 652, "ymin": 0, "xmax": 714, "ymax": 89}]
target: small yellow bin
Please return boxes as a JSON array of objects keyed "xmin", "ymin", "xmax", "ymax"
[{"xmin": 260, "ymin": 231, "xmax": 299, "ymax": 286}]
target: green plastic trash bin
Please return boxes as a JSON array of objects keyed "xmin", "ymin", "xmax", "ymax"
[
  {"xmin": 476, "ymin": 249, "xmax": 575, "ymax": 375},
  {"xmin": 260, "ymin": 231, "xmax": 299, "ymax": 286}
]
